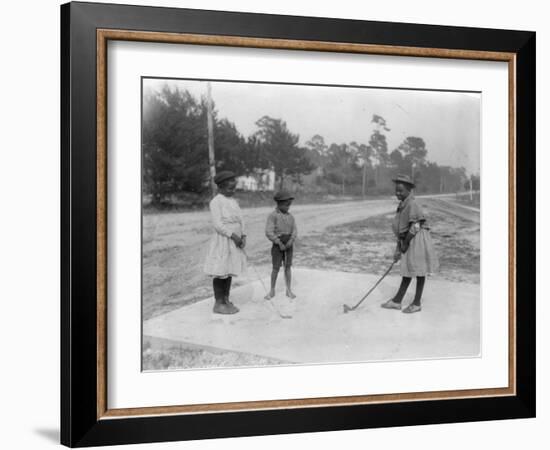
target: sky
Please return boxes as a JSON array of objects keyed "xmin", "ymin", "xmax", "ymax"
[{"xmin": 143, "ymin": 78, "xmax": 481, "ymax": 175}]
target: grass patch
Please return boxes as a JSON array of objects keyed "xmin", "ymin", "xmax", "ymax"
[{"xmin": 142, "ymin": 339, "xmax": 288, "ymax": 370}]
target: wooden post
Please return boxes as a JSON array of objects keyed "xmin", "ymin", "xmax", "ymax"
[
  {"xmin": 362, "ymin": 146, "xmax": 369, "ymax": 198},
  {"xmin": 362, "ymin": 163, "xmax": 367, "ymax": 198},
  {"xmin": 206, "ymin": 82, "xmax": 216, "ymax": 196},
  {"xmin": 342, "ymin": 175, "xmax": 345, "ymax": 196}
]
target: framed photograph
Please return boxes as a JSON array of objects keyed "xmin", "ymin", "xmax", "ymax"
[{"xmin": 61, "ymin": 1, "xmax": 535, "ymax": 447}]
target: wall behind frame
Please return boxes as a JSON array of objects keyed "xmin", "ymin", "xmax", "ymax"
[{"xmin": 0, "ymin": 0, "xmax": 544, "ymax": 449}]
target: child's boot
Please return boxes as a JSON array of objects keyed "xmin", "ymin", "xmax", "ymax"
[
  {"xmin": 213, "ymin": 279, "xmax": 238, "ymax": 314},
  {"xmin": 222, "ymin": 277, "xmax": 239, "ymax": 312}
]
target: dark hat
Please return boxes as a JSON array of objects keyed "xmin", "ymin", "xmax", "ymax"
[
  {"xmin": 391, "ymin": 174, "xmax": 415, "ymax": 188},
  {"xmin": 214, "ymin": 170, "xmax": 237, "ymax": 185},
  {"xmin": 273, "ymin": 190, "xmax": 295, "ymax": 202}
]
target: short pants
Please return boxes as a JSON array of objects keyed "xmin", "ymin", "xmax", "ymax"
[{"xmin": 271, "ymin": 234, "xmax": 293, "ymax": 269}]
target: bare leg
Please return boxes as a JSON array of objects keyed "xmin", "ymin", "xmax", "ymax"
[
  {"xmin": 285, "ymin": 266, "xmax": 296, "ymax": 298},
  {"xmin": 265, "ymin": 267, "xmax": 279, "ymax": 299}
]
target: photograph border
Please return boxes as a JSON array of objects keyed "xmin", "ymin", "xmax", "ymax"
[{"xmin": 61, "ymin": 1, "xmax": 535, "ymax": 446}]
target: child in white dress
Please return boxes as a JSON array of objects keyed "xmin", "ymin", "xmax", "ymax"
[{"xmin": 203, "ymin": 171, "xmax": 247, "ymax": 314}]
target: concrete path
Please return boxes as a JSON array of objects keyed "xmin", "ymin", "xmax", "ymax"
[{"xmin": 143, "ymin": 268, "xmax": 480, "ymax": 365}]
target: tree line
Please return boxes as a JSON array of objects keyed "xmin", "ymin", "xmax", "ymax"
[
  {"xmin": 143, "ymin": 85, "xmax": 313, "ymax": 205},
  {"xmin": 143, "ymin": 85, "xmax": 476, "ymax": 205}
]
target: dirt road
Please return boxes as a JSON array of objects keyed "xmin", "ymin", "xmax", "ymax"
[
  {"xmin": 143, "ymin": 195, "xmax": 479, "ymax": 319},
  {"xmin": 426, "ymin": 198, "xmax": 480, "ymax": 223},
  {"xmin": 143, "ymin": 198, "xmax": 400, "ymax": 319}
]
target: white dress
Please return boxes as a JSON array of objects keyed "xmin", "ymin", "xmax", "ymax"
[{"xmin": 203, "ymin": 194, "xmax": 247, "ymax": 278}]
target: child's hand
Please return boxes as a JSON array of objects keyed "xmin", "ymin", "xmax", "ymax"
[
  {"xmin": 231, "ymin": 233, "xmax": 243, "ymax": 248},
  {"xmin": 278, "ymin": 242, "xmax": 286, "ymax": 251},
  {"xmin": 393, "ymin": 249, "xmax": 402, "ymax": 262}
]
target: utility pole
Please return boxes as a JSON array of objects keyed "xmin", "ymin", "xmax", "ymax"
[
  {"xmin": 206, "ymin": 82, "xmax": 216, "ymax": 196},
  {"xmin": 362, "ymin": 145, "xmax": 369, "ymax": 198},
  {"xmin": 362, "ymin": 162, "xmax": 367, "ymax": 198}
]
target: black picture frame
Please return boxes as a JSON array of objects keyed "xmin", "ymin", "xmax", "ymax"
[{"xmin": 61, "ymin": 1, "xmax": 535, "ymax": 447}]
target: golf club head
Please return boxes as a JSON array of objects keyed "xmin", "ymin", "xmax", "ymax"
[{"xmin": 343, "ymin": 304, "xmax": 351, "ymax": 313}]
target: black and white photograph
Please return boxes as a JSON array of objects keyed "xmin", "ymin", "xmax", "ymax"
[
  {"xmin": 141, "ymin": 77, "xmax": 481, "ymax": 371},
  {"xmin": 0, "ymin": 0, "xmax": 542, "ymax": 447}
]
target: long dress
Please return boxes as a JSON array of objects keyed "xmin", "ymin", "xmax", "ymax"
[
  {"xmin": 203, "ymin": 193, "xmax": 247, "ymax": 278},
  {"xmin": 392, "ymin": 194, "xmax": 439, "ymax": 277}
]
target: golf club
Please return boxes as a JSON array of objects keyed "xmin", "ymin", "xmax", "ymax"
[
  {"xmin": 241, "ymin": 248, "xmax": 292, "ymax": 319},
  {"xmin": 343, "ymin": 261, "xmax": 395, "ymax": 313}
]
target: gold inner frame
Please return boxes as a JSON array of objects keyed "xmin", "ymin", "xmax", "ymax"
[{"xmin": 96, "ymin": 29, "xmax": 517, "ymax": 420}]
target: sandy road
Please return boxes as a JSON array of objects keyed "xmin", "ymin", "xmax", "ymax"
[
  {"xmin": 142, "ymin": 194, "xmax": 478, "ymax": 319},
  {"xmin": 143, "ymin": 198, "xmax": 398, "ymax": 318},
  {"xmin": 426, "ymin": 198, "xmax": 480, "ymax": 223},
  {"xmin": 144, "ymin": 198, "xmax": 396, "ymax": 252}
]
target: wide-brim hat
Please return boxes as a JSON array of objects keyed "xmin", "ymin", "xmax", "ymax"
[
  {"xmin": 214, "ymin": 170, "xmax": 237, "ymax": 185},
  {"xmin": 391, "ymin": 174, "xmax": 415, "ymax": 188},
  {"xmin": 273, "ymin": 190, "xmax": 295, "ymax": 202}
]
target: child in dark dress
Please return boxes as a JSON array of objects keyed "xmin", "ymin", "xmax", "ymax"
[
  {"xmin": 264, "ymin": 190, "xmax": 298, "ymax": 300},
  {"xmin": 381, "ymin": 174, "xmax": 439, "ymax": 313}
]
